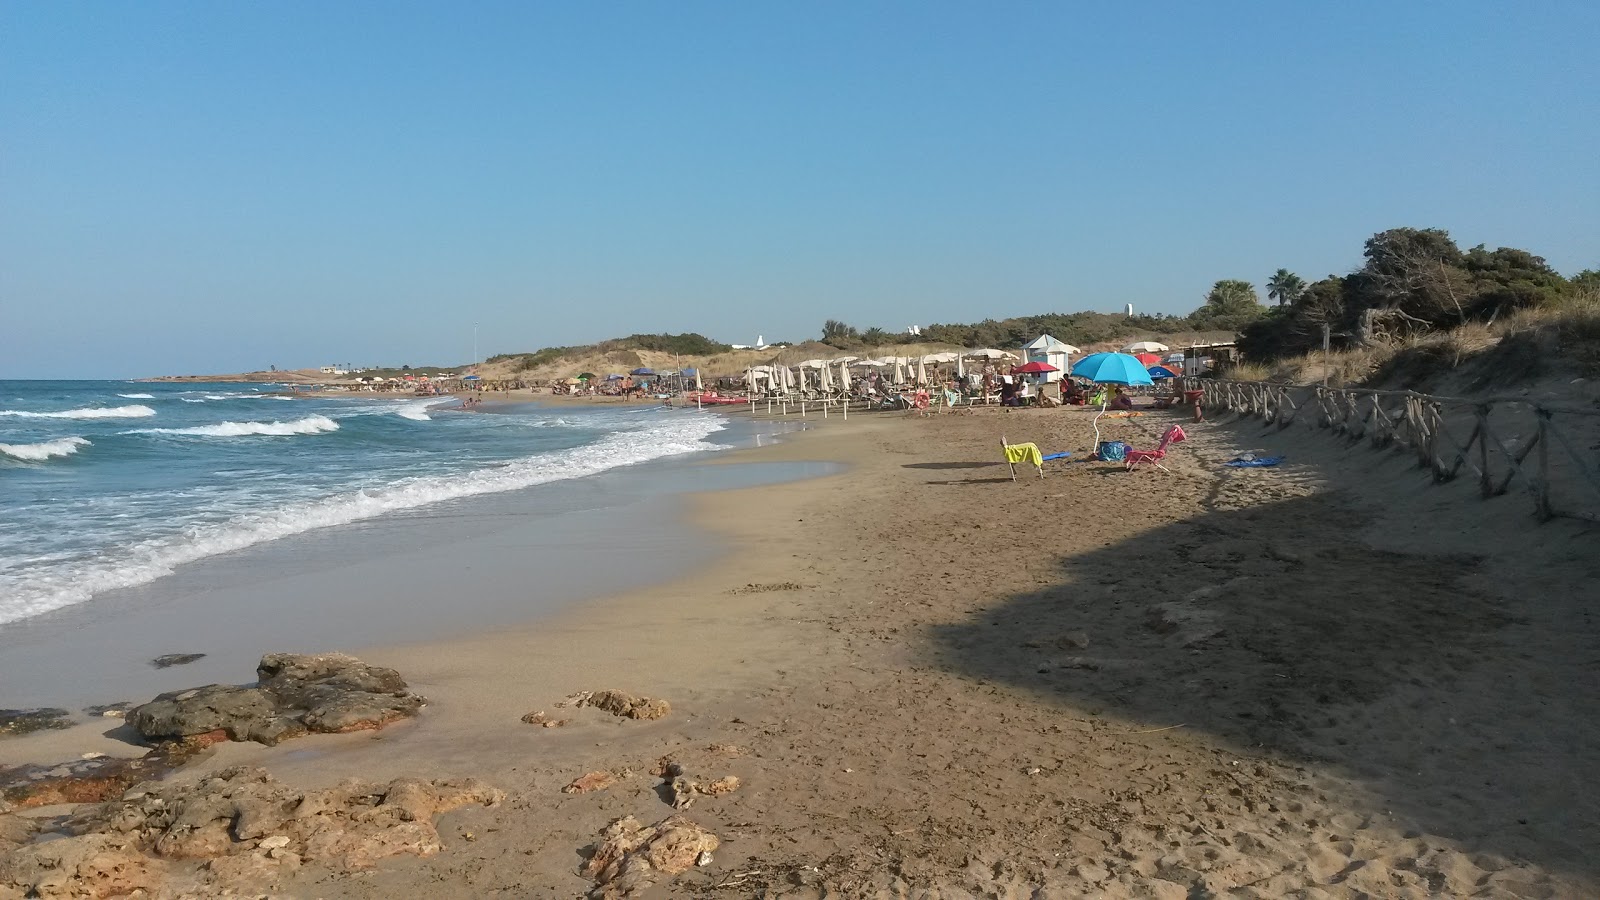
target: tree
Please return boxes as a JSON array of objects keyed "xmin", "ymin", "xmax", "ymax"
[
  {"xmin": 1188, "ymin": 280, "xmax": 1266, "ymax": 332},
  {"xmin": 860, "ymin": 326, "xmax": 889, "ymax": 346},
  {"xmin": 1345, "ymin": 227, "xmax": 1471, "ymax": 342},
  {"xmin": 821, "ymin": 319, "xmax": 859, "ymax": 343},
  {"xmin": 1266, "ymin": 269, "xmax": 1306, "ymax": 307}
]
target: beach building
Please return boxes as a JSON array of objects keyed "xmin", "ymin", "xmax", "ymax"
[{"xmin": 1022, "ymin": 334, "xmax": 1078, "ymax": 382}]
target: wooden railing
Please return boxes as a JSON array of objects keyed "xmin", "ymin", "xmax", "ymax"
[{"xmin": 1185, "ymin": 378, "xmax": 1600, "ymax": 524}]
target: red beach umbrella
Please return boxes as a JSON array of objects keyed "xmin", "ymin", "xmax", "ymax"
[
  {"xmin": 1013, "ymin": 361, "xmax": 1059, "ymax": 374},
  {"xmin": 1133, "ymin": 352, "xmax": 1163, "ymax": 367}
]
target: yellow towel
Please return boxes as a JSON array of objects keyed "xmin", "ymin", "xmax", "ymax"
[{"xmin": 1003, "ymin": 442, "xmax": 1043, "ymax": 467}]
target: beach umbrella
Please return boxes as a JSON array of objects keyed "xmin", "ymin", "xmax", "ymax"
[
  {"xmin": 695, "ymin": 368, "xmax": 704, "ymax": 391},
  {"xmin": 1014, "ymin": 361, "xmax": 1059, "ymax": 374},
  {"xmin": 915, "ymin": 356, "xmax": 927, "ymax": 386},
  {"xmin": 1132, "ymin": 352, "xmax": 1163, "ymax": 367},
  {"xmin": 838, "ymin": 360, "xmax": 851, "ymax": 393},
  {"xmin": 1147, "ymin": 365, "xmax": 1178, "ymax": 379},
  {"xmin": 630, "ymin": 367, "xmax": 655, "ymax": 376},
  {"xmin": 957, "ymin": 355, "xmax": 965, "ymax": 379},
  {"xmin": 1073, "ymin": 353, "xmax": 1156, "ymax": 452},
  {"xmin": 606, "ymin": 374, "xmax": 624, "ymax": 381},
  {"xmin": 1071, "ymin": 352, "xmax": 1155, "ymax": 386},
  {"xmin": 820, "ymin": 360, "xmax": 834, "ymax": 392},
  {"xmin": 1122, "ymin": 341, "xmax": 1170, "ymax": 353},
  {"xmin": 893, "ymin": 357, "xmax": 905, "ymax": 384},
  {"xmin": 462, "ymin": 375, "xmax": 481, "ymax": 381},
  {"xmin": 966, "ymin": 348, "xmax": 1017, "ymax": 360},
  {"xmin": 577, "ymin": 372, "xmax": 595, "ymax": 380}
]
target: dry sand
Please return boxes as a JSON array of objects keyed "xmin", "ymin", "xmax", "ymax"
[{"xmin": 6, "ymin": 401, "xmax": 1598, "ymax": 898}]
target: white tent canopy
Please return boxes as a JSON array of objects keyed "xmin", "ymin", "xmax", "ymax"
[
  {"xmin": 1122, "ymin": 340, "xmax": 1170, "ymax": 353},
  {"xmin": 1024, "ymin": 335, "xmax": 1081, "ymax": 355}
]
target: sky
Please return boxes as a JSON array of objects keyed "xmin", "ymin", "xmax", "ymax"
[{"xmin": 2, "ymin": 2, "xmax": 1597, "ymax": 378}]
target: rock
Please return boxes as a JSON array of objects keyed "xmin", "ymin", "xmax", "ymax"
[
  {"xmin": 0, "ymin": 815, "xmax": 38, "ymax": 850},
  {"xmin": 665, "ymin": 773, "xmax": 740, "ymax": 808},
  {"xmin": 564, "ymin": 771, "xmax": 619, "ymax": 794},
  {"xmin": 584, "ymin": 815, "xmax": 719, "ymax": 898},
  {"xmin": 150, "ymin": 653, "xmax": 206, "ymax": 669},
  {"xmin": 565, "ymin": 690, "xmax": 671, "ymax": 721},
  {"xmin": 81, "ymin": 703, "xmax": 133, "ymax": 719},
  {"xmin": 45, "ymin": 765, "xmax": 503, "ymax": 894},
  {"xmin": 0, "ymin": 832, "xmax": 162, "ymax": 899},
  {"xmin": 0, "ymin": 708, "xmax": 72, "ymax": 738},
  {"xmin": 520, "ymin": 711, "xmax": 568, "ymax": 728},
  {"xmin": 130, "ymin": 653, "xmax": 425, "ymax": 747}
]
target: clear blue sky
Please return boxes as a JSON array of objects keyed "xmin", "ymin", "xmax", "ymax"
[{"xmin": 3, "ymin": 2, "xmax": 1596, "ymax": 378}]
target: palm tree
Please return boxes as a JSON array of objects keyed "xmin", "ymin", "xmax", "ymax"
[{"xmin": 1267, "ymin": 269, "xmax": 1306, "ymax": 307}]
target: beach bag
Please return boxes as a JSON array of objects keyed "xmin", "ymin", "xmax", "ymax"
[{"xmin": 1095, "ymin": 441, "xmax": 1128, "ymax": 462}]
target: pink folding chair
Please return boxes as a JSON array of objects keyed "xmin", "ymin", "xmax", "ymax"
[{"xmin": 1126, "ymin": 424, "xmax": 1187, "ymax": 473}]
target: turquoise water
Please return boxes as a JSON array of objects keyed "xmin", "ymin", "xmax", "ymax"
[{"xmin": 0, "ymin": 381, "xmax": 728, "ymax": 627}]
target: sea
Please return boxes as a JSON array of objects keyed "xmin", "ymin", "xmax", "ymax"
[{"xmin": 0, "ymin": 380, "xmax": 730, "ymax": 631}]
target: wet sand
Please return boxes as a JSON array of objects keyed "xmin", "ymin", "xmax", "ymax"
[{"xmin": 4, "ymin": 403, "xmax": 1597, "ymax": 898}]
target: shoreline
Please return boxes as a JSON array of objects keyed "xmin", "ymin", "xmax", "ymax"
[{"xmin": 3, "ymin": 404, "xmax": 1597, "ymax": 897}]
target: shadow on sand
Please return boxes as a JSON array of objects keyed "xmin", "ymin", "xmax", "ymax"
[{"xmin": 927, "ymin": 489, "xmax": 1600, "ymax": 880}]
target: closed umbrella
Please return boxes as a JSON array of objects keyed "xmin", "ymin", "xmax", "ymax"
[
  {"xmin": 695, "ymin": 368, "xmax": 704, "ymax": 391},
  {"xmin": 916, "ymin": 356, "xmax": 927, "ymax": 386},
  {"xmin": 838, "ymin": 361, "xmax": 851, "ymax": 393},
  {"xmin": 820, "ymin": 361, "xmax": 834, "ymax": 392},
  {"xmin": 893, "ymin": 357, "xmax": 905, "ymax": 385}
]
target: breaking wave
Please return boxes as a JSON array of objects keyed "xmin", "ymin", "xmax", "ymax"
[
  {"xmin": 117, "ymin": 393, "xmax": 155, "ymax": 399},
  {"xmin": 0, "ymin": 413, "xmax": 727, "ymax": 625},
  {"xmin": 0, "ymin": 405, "xmax": 156, "ymax": 420},
  {"xmin": 0, "ymin": 437, "xmax": 90, "ymax": 461},
  {"xmin": 126, "ymin": 415, "xmax": 340, "ymax": 438}
]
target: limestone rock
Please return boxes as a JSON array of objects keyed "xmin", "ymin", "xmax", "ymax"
[
  {"xmin": 0, "ymin": 708, "xmax": 71, "ymax": 738},
  {"xmin": 562, "ymin": 690, "xmax": 671, "ymax": 721},
  {"xmin": 150, "ymin": 653, "xmax": 206, "ymax": 669},
  {"xmin": 130, "ymin": 653, "xmax": 425, "ymax": 747},
  {"xmin": 0, "ymin": 833, "xmax": 162, "ymax": 900},
  {"xmin": 564, "ymin": 771, "xmax": 619, "ymax": 794},
  {"xmin": 584, "ymin": 815, "xmax": 719, "ymax": 898}
]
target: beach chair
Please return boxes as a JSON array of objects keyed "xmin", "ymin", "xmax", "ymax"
[
  {"xmin": 1001, "ymin": 436, "xmax": 1044, "ymax": 480},
  {"xmin": 1125, "ymin": 424, "xmax": 1187, "ymax": 474}
]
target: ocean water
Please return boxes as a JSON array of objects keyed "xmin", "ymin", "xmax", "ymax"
[{"xmin": 0, "ymin": 381, "xmax": 728, "ymax": 628}]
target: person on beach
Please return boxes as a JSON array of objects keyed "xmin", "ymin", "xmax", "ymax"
[{"xmin": 1109, "ymin": 387, "xmax": 1134, "ymax": 410}]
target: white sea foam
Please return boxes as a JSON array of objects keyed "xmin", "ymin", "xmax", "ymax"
[
  {"xmin": 126, "ymin": 415, "xmax": 340, "ymax": 438},
  {"xmin": 0, "ymin": 404, "xmax": 156, "ymax": 420},
  {"xmin": 179, "ymin": 398, "xmax": 206, "ymax": 403},
  {"xmin": 117, "ymin": 393, "xmax": 155, "ymax": 399},
  {"xmin": 394, "ymin": 401, "xmax": 437, "ymax": 421},
  {"xmin": 0, "ymin": 437, "xmax": 90, "ymax": 461},
  {"xmin": 0, "ymin": 412, "xmax": 727, "ymax": 626}
]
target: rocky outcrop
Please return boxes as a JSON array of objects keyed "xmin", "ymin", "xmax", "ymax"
[
  {"xmin": 560, "ymin": 690, "xmax": 671, "ymax": 721},
  {"xmin": 0, "ymin": 766, "xmax": 503, "ymax": 899},
  {"xmin": 584, "ymin": 815, "xmax": 718, "ymax": 898},
  {"xmin": 131, "ymin": 653, "xmax": 425, "ymax": 747},
  {"xmin": 0, "ymin": 709, "xmax": 71, "ymax": 738}
]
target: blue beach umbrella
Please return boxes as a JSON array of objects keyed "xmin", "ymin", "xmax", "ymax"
[
  {"xmin": 1071, "ymin": 353, "xmax": 1154, "ymax": 457},
  {"xmin": 1147, "ymin": 365, "xmax": 1177, "ymax": 379},
  {"xmin": 1071, "ymin": 352, "xmax": 1155, "ymax": 386},
  {"xmin": 630, "ymin": 367, "xmax": 655, "ymax": 376},
  {"xmin": 462, "ymin": 375, "xmax": 481, "ymax": 381}
]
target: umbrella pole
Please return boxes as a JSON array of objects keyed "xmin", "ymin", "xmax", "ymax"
[{"xmin": 1093, "ymin": 399, "xmax": 1107, "ymax": 454}]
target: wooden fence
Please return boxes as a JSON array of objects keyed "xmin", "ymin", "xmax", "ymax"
[{"xmin": 1185, "ymin": 378, "xmax": 1600, "ymax": 524}]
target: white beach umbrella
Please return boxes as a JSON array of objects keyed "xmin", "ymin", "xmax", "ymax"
[
  {"xmin": 916, "ymin": 356, "xmax": 927, "ymax": 386},
  {"xmin": 820, "ymin": 361, "xmax": 834, "ymax": 392},
  {"xmin": 695, "ymin": 368, "xmax": 703, "ymax": 391},
  {"xmin": 1122, "ymin": 341, "xmax": 1170, "ymax": 353},
  {"xmin": 957, "ymin": 355, "xmax": 965, "ymax": 379},
  {"xmin": 893, "ymin": 357, "xmax": 906, "ymax": 385},
  {"xmin": 838, "ymin": 360, "xmax": 851, "ymax": 393},
  {"xmin": 965, "ymin": 348, "xmax": 1011, "ymax": 360}
]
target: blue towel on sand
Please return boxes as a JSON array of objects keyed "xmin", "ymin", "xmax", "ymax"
[
  {"xmin": 1226, "ymin": 456, "xmax": 1284, "ymax": 468},
  {"xmin": 1042, "ymin": 451, "xmax": 1071, "ymax": 462}
]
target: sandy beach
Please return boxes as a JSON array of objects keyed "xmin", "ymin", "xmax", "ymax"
[{"xmin": 4, "ymin": 401, "xmax": 1597, "ymax": 898}]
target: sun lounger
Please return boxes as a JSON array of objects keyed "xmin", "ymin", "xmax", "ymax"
[{"xmin": 1125, "ymin": 424, "xmax": 1187, "ymax": 474}]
